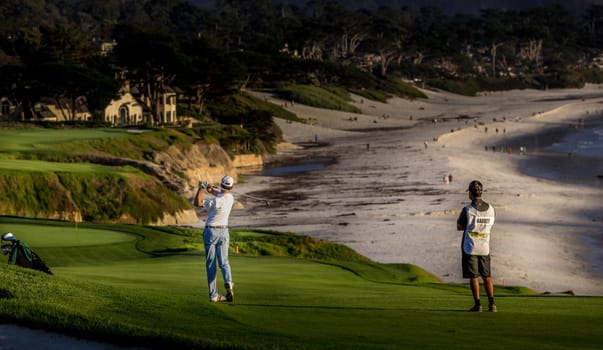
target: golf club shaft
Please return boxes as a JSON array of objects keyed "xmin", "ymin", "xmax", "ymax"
[
  {"xmin": 231, "ymin": 190, "xmax": 270, "ymax": 205},
  {"xmin": 193, "ymin": 186, "xmax": 270, "ymax": 206}
]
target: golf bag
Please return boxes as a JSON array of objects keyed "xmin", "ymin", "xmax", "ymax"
[{"xmin": 2, "ymin": 233, "xmax": 53, "ymax": 275}]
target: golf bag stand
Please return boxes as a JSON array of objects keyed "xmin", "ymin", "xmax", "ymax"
[{"xmin": 2, "ymin": 239, "xmax": 53, "ymax": 275}]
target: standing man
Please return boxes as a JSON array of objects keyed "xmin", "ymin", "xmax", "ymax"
[
  {"xmin": 194, "ymin": 176, "xmax": 235, "ymax": 303},
  {"xmin": 457, "ymin": 180, "xmax": 497, "ymax": 312}
]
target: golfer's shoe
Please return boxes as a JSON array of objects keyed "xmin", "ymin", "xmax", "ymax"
[
  {"xmin": 210, "ymin": 295, "xmax": 228, "ymax": 303},
  {"xmin": 489, "ymin": 304, "xmax": 497, "ymax": 312},
  {"xmin": 469, "ymin": 304, "xmax": 483, "ymax": 312},
  {"xmin": 225, "ymin": 283, "xmax": 234, "ymax": 302}
]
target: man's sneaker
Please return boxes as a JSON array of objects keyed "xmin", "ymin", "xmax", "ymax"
[
  {"xmin": 469, "ymin": 304, "xmax": 483, "ymax": 312},
  {"xmin": 210, "ymin": 295, "xmax": 227, "ymax": 302},
  {"xmin": 225, "ymin": 283, "xmax": 234, "ymax": 302},
  {"xmin": 489, "ymin": 304, "xmax": 497, "ymax": 312}
]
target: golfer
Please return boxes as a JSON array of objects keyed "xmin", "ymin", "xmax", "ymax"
[
  {"xmin": 456, "ymin": 180, "xmax": 497, "ymax": 312},
  {"xmin": 194, "ymin": 175, "xmax": 235, "ymax": 303}
]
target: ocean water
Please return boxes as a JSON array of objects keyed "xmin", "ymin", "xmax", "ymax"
[
  {"xmin": 546, "ymin": 120, "xmax": 603, "ymax": 158},
  {"xmin": 258, "ymin": 157, "xmax": 335, "ymax": 176},
  {"xmin": 509, "ymin": 117, "xmax": 603, "ymax": 280},
  {"xmin": 511, "ymin": 117, "xmax": 603, "ymax": 187}
]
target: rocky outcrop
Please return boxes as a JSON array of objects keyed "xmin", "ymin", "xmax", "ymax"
[
  {"xmin": 153, "ymin": 143, "xmax": 238, "ymax": 199},
  {"xmin": 232, "ymin": 154, "xmax": 263, "ymax": 168},
  {"xmin": 79, "ymin": 142, "xmax": 238, "ymax": 198},
  {"xmin": 70, "ymin": 142, "xmax": 259, "ymax": 225},
  {"xmin": 150, "ymin": 209, "xmax": 199, "ymax": 226}
]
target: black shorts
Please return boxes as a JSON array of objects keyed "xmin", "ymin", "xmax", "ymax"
[{"xmin": 462, "ymin": 253, "xmax": 491, "ymax": 278}]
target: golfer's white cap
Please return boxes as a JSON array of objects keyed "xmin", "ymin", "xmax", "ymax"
[
  {"xmin": 221, "ymin": 176, "xmax": 234, "ymax": 190},
  {"xmin": 1, "ymin": 232, "xmax": 16, "ymax": 241}
]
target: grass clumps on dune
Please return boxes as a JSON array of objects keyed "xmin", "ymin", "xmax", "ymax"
[{"xmin": 275, "ymin": 84, "xmax": 362, "ymax": 113}]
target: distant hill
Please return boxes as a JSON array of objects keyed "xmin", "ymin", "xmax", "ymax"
[{"xmin": 191, "ymin": 0, "xmax": 603, "ymax": 16}]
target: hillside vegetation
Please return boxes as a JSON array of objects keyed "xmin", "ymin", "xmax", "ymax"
[
  {"xmin": 0, "ymin": 128, "xmax": 200, "ymax": 224},
  {"xmin": 1, "ymin": 82, "xmax": 396, "ymax": 224}
]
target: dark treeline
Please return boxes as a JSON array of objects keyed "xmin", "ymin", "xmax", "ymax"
[{"xmin": 2, "ymin": 0, "xmax": 603, "ymax": 123}]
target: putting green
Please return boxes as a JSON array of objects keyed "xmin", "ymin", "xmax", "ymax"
[
  {"xmin": 0, "ymin": 129, "xmax": 129, "ymax": 153},
  {"xmin": 1, "ymin": 223, "xmax": 135, "ymax": 247}
]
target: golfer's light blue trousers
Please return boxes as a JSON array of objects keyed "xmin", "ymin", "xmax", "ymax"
[{"xmin": 203, "ymin": 227, "xmax": 233, "ymax": 300}]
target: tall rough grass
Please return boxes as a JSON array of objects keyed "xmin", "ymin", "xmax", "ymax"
[{"xmin": 0, "ymin": 171, "xmax": 188, "ymax": 224}]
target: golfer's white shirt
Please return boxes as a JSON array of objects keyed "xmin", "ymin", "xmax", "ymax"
[
  {"xmin": 462, "ymin": 204, "xmax": 495, "ymax": 255},
  {"xmin": 203, "ymin": 192, "xmax": 234, "ymax": 227}
]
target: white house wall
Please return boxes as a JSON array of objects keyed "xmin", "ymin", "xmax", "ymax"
[
  {"xmin": 104, "ymin": 92, "xmax": 145, "ymax": 126},
  {"xmin": 159, "ymin": 93, "xmax": 177, "ymax": 124}
]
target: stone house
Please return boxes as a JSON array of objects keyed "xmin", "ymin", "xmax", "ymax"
[
  {"xmin": 104, "ymin": 90, "xmax": 147, "ymax": 126},
  {"xmin": 104, "ymin": 81, "xmax": 177, "ymax": 126}
]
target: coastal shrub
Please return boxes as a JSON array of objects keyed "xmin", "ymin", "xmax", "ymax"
[
  {"xmin": 427, "ymin": 78, "xmax": 480, "ymax": 96},
  {"xmin": 376, "ymin": 75, "xmax": 427, "ymax": 99},
  {"xmin": 474, "ymin": 77, "xmax": 528, "ymax": 91},
  {"xmin": 532, "ymin": 71, "xmax": 585, "ymax": 89},
  {"xmin": 274, "ymin": 84, "xmax": 361, "ymax": 113},
  {"xmin": 176, "ymin": 103, "xmax": 201, "ymax": 119},
  {"xmin": 206, "ymin": 91, "xmax": 300, "ymax": 123},
  {"xmin": 349, "ymin": 87, "xmax": 389, "ymax": 102},
  {"xmin": 322, "ymin": 86, "xmax": 352, "ymax": 100},
  {"xmin": 580, "ymin": 69, "xmax": 603, "ymax": 84},
  {"xmin": 202, "ymin": 91, "xmax": 297, "ymax": 153}
]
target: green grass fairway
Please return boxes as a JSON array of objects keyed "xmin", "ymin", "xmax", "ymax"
[
  {"xmin": 0, "ymin": 158, "xmax": 141, "ymax": 174},
  {"xmin": 1, "ymin": 219, "xmax": 602, "ymax": 350},
  {"xmin": 0, "ymin": 128, "xmax": 139, "ymax": 174},
  {"xmin": 0, "ymin": 128, "xmax": 129, "ymax": 153}
]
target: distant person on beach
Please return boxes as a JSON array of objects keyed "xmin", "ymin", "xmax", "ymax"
[
  {"xmin": 194, "ymin": 176, "xmax": 236, "ymax": 303},
  {"xmin": 457, "ymin": 180, "xmax": 497, "ymax": 312}
]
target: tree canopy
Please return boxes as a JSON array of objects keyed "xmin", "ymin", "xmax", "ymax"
[{"xmin": 1, "ymin": 0, "xmax": 603, "ymax": 124}]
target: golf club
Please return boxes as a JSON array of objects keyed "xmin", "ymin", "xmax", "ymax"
[
  {"xmin": 231, "ymin": 190, "xmax": 271, "ymax": 207},
  {"xmin": 192, "ymin": 183, "xmax": 271, "ymax": 207}
]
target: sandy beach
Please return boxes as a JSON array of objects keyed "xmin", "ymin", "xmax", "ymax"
[{"xmin": 233, "ymin": 85, "xmax": 603, "ymax": 296}]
